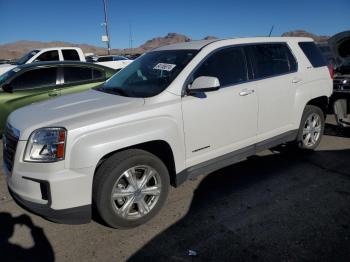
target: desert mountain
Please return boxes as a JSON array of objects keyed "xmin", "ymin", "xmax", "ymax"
[
  {"xmin": 139, "ymin": 33, "xmax": 191, "ymax": 51},
  {"xmin": 281, "ymin": 30, "xmax": 329, "ymax": 42},
  {"xmin": 0, "ymin": 31, "xmax": 329, "ymax": 60}
]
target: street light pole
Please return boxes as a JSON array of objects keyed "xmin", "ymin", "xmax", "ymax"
[
  {"xmin": 102, "ymin": 0, "xmax": 111, "ymax": 55},
  {"xmin": 129, "ymin": 22, "xmax": 133, "ymax": 55}
]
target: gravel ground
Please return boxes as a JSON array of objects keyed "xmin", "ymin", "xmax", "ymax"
[{"xmin": 1, "ymin": 117, "xmax": 350, "ymax": 261}]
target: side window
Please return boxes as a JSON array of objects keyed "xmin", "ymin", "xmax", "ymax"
[
  {"xmin": 113, "ymin": 56, "xmax": 127, "ymax": 61},
  {"xmin": 93, "ymin": 69, "xmax": 105, "ymax": 80},
  {"xmin": 35, "ymin": 50, "xmax": 59, "ymax": 62},
  {"xmin": 98, "ymin": 57, "xmax": 113, "ymax": 62},
  {"xmin": 63, "ymin": 67, "xmax": 93, "ymax": 84},
  {"xmin": 299, "ymin": 42, "xmax": 327, "ymax": 68},
  {"xmin": 193, "ymin": 47, "xmax": 248, "ymax": 86},
  {"xmin": 10, "ymin": 68, "xmax": 57, "ymax": 90},
  {"xmin": 62, "ymin": 49, "xmax": 80, "ymax": 61},
  {"xmin": 248, "ymin": 44, "xmax": 297, "ymax": 79}
]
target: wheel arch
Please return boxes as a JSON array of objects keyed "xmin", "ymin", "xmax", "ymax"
[
  {"xmin": 295, "ymin": 95, "xmax": 329, "ymax": 129},
  {"xmin": 94, "ymin": 140, "xmax": 178, "ymax": 187},
  {"xmin": 306, "ymin": 96, "xmax": 329, "ymax": 117}
]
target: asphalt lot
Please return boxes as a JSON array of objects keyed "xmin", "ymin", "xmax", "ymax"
[{"xmin": 1, "ymin": 116, "xmax": 350, "ymax": 261}]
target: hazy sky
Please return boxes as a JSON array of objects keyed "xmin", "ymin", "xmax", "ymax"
[{"xmin": 1, "ymin": 0, "xmax": 349, "ymax": 48}]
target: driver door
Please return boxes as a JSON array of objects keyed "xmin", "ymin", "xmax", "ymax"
[{"xmin": 181, "ymin": 46, "xmax": 258, "ymax": 168}]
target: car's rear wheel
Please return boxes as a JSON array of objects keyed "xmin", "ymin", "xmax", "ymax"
[
  {"xmin": 296, "ymin": 105, "xmax": 325, "ymax": 150},
  {"xmin": 93, "ymin": 149, "xmax": 170, "ymax": 228}
]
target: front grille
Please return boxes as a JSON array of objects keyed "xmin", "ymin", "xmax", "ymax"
[{"xmin": 3, "ymin": 123, "xmax": 19, "ymax": 172}]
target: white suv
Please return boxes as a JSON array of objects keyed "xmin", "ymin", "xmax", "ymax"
[{"xmin": 3, "ymin": 37, "xmax": 332, "ymax": 228}]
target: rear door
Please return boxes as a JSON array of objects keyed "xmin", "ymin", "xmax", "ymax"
[
  {"xmin": 245, "ymin": 43, "xmax": 299, "ymax": 140},
  {"xmin": 59, "ymin": 66, "xmax": 107, "ymax": 96}
]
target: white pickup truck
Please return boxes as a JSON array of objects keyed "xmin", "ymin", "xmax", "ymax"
[{"xmin": 0, "ymin": 47, "xmax": 86, "ymax": 75}]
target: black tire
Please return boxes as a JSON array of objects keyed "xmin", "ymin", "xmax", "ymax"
[
  {"xmin": 295, "ymin": 105, "xmax": 325, "ymax": 150},
  {"xmin": 93, "ymin": 149, "xmax": 170, "ymax": 228}
]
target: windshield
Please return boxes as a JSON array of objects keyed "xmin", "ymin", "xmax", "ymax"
[
  {"xmin": 98, "ymin": 50, "xmax": 198, "ymax": 97},
  {"xmin": 15, "ymin": 50, "xmax": 40, "ymax": 65},
  {"xmin": 343, "ymin": 60, "xmax": 350, "ymax": 66},
  {"xmin": 0, "ymin": 68, "xmax": 17, "ymax": 86}
]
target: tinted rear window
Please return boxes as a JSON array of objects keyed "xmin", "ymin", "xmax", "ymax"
[
  {"xmin": 63, "ymin": 67, "xmax": 93, "ymax": 84},
  {"xmin": 248, "ymin": 43, "xmax": 297, "ymax": 79},
  {"xmin": 299, "ymin": 42, "xmax": 327, "ymax": 68},
  {"xmin": 62, "ymin": 49, "xmax": 80, "ymax": 61},
  {"xmin": 93, "ymin": 69, "xmax": 105, "ymax": 79}
]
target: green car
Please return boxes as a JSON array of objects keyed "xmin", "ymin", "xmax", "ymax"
[{"xmin": 0, "ymin": 61, "xmax": 116, "ymax": 135}]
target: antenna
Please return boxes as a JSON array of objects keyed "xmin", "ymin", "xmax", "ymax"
[{"xmin": 268, "ymin": 25, "xmax": 274, "ymax": 37}]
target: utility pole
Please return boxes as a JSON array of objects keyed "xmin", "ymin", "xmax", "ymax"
[
  {"xmin": 102, "ymin": 0, "xmax": 111, "ymax": 55},
  {"xmin": 129, "ymin": 22, "xmax": 133, "ymax": 55}
]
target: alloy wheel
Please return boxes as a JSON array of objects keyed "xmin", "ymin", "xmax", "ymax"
[
  {"xmin": 302, "ymin": 113, "xmax": 322, "ymax": 147},
  {"xmin": 110, "ymin": 165, "xmax": 161, "ymax": 220}
]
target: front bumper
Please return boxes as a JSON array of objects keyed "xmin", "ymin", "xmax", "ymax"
[
  {"xmin": 4, "ymin": 140, "xmax": 95, "ymax": 224},
  {"xmin": 9, "ymin": 186, "xmax": 91, "ymax": 224}
]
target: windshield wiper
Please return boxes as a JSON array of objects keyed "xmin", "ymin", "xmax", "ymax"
[{"xmin": 99, "ymin": 86, "xmax": 129, "ymax": 97}]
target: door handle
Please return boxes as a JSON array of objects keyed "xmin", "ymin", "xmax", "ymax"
[
  {"xmin": 292, "ymin": 78, "xmax": 302, "ymax": 84},
  {"xmin": 48, "ymin": 90, "xmax": 59, "ymax": 97},
  {"xmin": 239, "ymin": 89, "xmax": 255, "ymax": 96}
]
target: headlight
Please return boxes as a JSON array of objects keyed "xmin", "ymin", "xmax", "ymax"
[{"xmin": 24, "ymin": 128, "xmax": 67, "ymax": 162}]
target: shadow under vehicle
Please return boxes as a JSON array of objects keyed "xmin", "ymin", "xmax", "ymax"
[{"xmin": 130, "ymin": 146, "xmax": 350, "ymax": 261}]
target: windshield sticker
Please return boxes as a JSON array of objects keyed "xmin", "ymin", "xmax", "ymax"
[
  {"xmin": 13, "ymin": 68, "xmax": 21, "ymax": 72},
  {"xmin": 153, "ymin": 63, "xmax": 176, "ymax": 71}
]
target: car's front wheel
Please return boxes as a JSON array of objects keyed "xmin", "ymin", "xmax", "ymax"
[{"xmin": 93, "ymin": 149, "xmax": 170, "ymax": 228}]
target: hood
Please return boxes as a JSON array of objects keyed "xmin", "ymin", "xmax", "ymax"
[
  {"xmin": 328, "ymin": 30, "xmax": 350, "ymax": 67},
  {"xmin": 0, "ymin": 64, "xmax": 15, "ymax": 75},
  {"xmin": 8, "ymin": 89, "xmax": 145, "ymax": 140}
]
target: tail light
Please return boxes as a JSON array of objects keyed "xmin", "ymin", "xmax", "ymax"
[{"xmin": 328, "ymin": 64, "xmax": 334, "ymax": 79}]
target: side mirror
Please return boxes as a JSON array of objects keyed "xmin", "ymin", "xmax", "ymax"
[
  {"xmin": 188, "ymin": 76, "xmax": 220, "ymax": 94},
  {"xmin": 2, "ymin": 83, "xmax": 13, "ymax": 93}
]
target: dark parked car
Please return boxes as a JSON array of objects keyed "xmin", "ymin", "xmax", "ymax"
[
  {"xmin": 325, "ymin": 31, "xmax": 350, "ymax": 127},
  {"xmin": 0, "ymin": 61, "xmax": 116, "ymax": 134}
]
